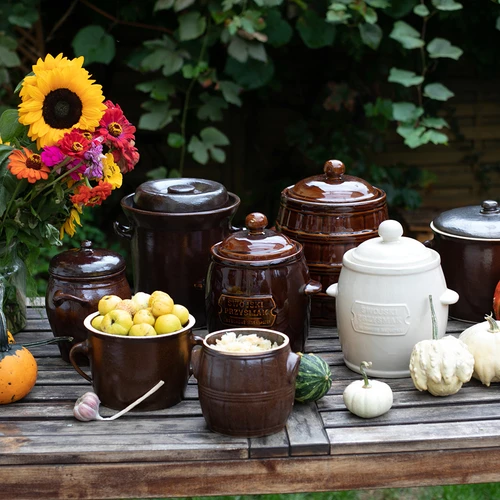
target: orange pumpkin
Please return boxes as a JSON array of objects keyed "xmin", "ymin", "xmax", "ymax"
[{"xmin": 7, "ymin": 331, "xmax": 15, "ymax": 344}]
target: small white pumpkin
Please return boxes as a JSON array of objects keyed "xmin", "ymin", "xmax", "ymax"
[
  {"xmin": 343, "ymin": 361, "xmax": 393, "ymax": 418},
  {"xmin": 459, "ymin": 314, "xmax": 500, "ymax": 386},
  {"xmin": 409, "ymin": 295, "xmax": 474, "ymax": 397}
]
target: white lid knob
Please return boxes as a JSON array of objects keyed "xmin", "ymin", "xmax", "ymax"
[{"xmin": 378, "ymin": 220, "xmax": 403, "ymax": 243}]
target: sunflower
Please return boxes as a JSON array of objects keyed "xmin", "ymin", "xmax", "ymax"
[
  {"xmin": 8, "ymin": 147, "xmax": 50, "ymax": 183},
  {"xmin": 18, "ymin": 55, "xmax": 107, "ymax": 149},
  {"xmin": 59, "ymin": 206, "xmax": 83, "ymax": 240}
]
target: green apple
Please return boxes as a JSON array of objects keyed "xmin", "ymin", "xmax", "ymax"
[
  {"xmin": 131, "ymin": 292, "xmax": 151, "ymax": 311},
  {"xmin": 129, "ymin": 323, "xmax": 157, "ymax": 337},
  {"xmin": 100, "ymin": 309, "xmax": 133, "ymax": 335},
  {"xmin": 114, "ymin": 299, "xmax": 139, "ymax": 316},
  {"xmin": 151, "ymin": 296, "xmax": 174, "ymax": 317},
  {"xmin": 172, "ymin": 304, "xmax": 190, "ymax": 326},
  {"xmin": 91, "ymin": 314, "xmax": 105, "ymax": 331},
  {"xmin": 133, "ymin": 308, "xmax": 155, "ymax": 326},
  {"xmin": 155, "ymin": 313, "xmax": 182, "ymax": 335},
  {"xmin": 98, "ymin": 295, "xmax": 123, "ymax": 315}
]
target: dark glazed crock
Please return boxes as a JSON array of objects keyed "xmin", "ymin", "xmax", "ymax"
[
  {"xmin": 426, "ymin": 200, "xmax": 500, "ymax": 323},
  {"xmin": 205, "ymin": 212, "xmax": 321, "ymax": 352},
  {"xmin": 275, "ymin": 159, "xmax": 388, "ymax": 327},
  {"xmin": 70, "ymin": 312, "xmax": 196, "ymax": 411},
  {"xmin": 191, "ymin": 328, "xmax": 300, "ymax": 437},
  {"xmin": 45, "ymin": 241, "xmax": 131, "ymax": 363},
  {"xmin": 115, "ymin": 178, "xmax": 240, "ymax": 328}
]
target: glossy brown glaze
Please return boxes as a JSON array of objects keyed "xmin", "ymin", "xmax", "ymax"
[
  {"xmin": 70, "ymin": 313, "xmax": 196, "ymax": 411},
  {"xmin": 205, "ymin": 213, "xmax": 321, "ymax": 352},
  {"xmin": 276, "ymin": 160, "xmax": 388, "ymax": 326},
  {"xmin": 115, "ymin": 191, "xmax": 240, "ymax": 328},
  {"xmin": 191, "ymin": 328, "xmax": 300, "ymax": 437},
  {"xmin": 45, "ymin": 241, "xmax": 131, "ymax": 364}
]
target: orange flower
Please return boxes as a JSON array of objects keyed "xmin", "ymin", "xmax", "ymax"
[
  {"xmin": 8, "ymin": 147, "xmax": 50, "ymax": 183},
  {"xmin": 71, "ymin": 181, "xmax": 113, "ymax": 207}
]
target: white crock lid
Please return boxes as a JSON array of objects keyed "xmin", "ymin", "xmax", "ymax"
[{"xmin": 342, "ymin": 219, "xmax": 440, "ymax": 274}]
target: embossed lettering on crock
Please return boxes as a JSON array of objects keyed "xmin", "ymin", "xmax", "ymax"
[
  {"xmin": 351, "ymin": 301, "xmax": 410, "ymax": 336},
  {"xmin": 218, "ymin": 294, "xmax": 277, "ymax": 327}
]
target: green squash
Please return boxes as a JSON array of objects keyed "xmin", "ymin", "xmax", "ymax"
[{"xmin": 295, "ymin": 353, "xmax": 332, "ymax": 403}]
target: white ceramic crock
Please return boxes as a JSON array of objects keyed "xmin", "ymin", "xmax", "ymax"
[{"xmin": 326, "ymin": 220, "xmax": 459, "ymax": 378}]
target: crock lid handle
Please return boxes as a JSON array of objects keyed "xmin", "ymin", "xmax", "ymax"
[
  {"xmin": 245, "ymin": 212, "xmax": 267, "ymax": 236},
  {"xmin": 324, "ymin": 159, "xmax": 345, "ymax": 182},
  {"xmin": 480, "ymin": 200, "xmax": 500, "ymax": 214},
  {"xmin": 378, "ymin": 220, "xmax": 403, "ymax": 242}
]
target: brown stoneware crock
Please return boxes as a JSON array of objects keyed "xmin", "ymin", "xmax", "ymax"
[
  {"xmin": 45, "ymin": 241, "xmax": 131, "ymax": 364},
  {"xmin": 191, "ymin": 327, "xmax": 300, "ymax": 437},
  {"xmin": 426, "ymin": 200, "xmax": 500, "ymax": 323},
  {"xmin": 275, "ymin": 159, "xmax": 388, "ymax": 327},
  {"xmin": 70, "ymin": 312, "xmax": 196, "ymax": 411},
  {"xmin": 205, "ymin": 212, "xmax": 321, "ymax": 352},
  {"xmin": 114, "ymin": 178, "xmax": 240, "ymax": 328}
]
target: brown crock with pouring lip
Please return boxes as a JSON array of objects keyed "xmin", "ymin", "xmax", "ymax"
[
  {"xmin": 45, "ymin": 241, "xmax": 131, "ymax": 364},
  {"xmin": 275, "ymin": 159, "xmax": 388, "ymax": 327},
  {"xmin": 191, "ymin": 327, "xmax": 300, "ymax": 437},
  {"xmin": 205, "ymin": 212, "xmax": 321, "ymax": 352},
  {"xmin": 114, "ymin": 178, "xmax": 240, "ymax": 328},
  {"xmin": 425, "ymin": 200, "xmax": 500, "ymax": 323},
  {"xmin": 70, "ymin": 312, "xmax": 196, "ymax": 411}
]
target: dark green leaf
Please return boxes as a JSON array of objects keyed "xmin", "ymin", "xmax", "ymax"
[
  {"xmin": 174, "ymin": 0, "xmax": 196, "ymax": 11},
  {"xmin": 421, "ymin": 129, "xmax": 448, "ymax": 145},
  {"xmin": 423, "ymin": 82, "xmax": 455, "ymax": 101},
  {"xmin": 8, "ymin": 4, "xmax": 39, "ymax": 29},
  {"xmin": 366, "ymin": 0, "xmax": 390, "ymax": 6},
  {"xmin": 427, "ymin": 38, "xmax": 463, "ymax": 60},
  {"xmin": 384, "ymin": 0, "xmax": 418, "ymax": 18},
  {"xmin": 197, "ymin": 93, "xmax": 228, "ymax": 121},
  {"xmin": 297, "ymin": 10, "xmax": 336, "ymax": 49},
  {"xmin": 248, "ymin": 42, "xmax": 267, "ymax": 62},
  {"xmin": 138, "ymin": 102, "xmax": 180, "ymax": 130},
  {"xmin": 496, "ymin": 16, "xmax": 500, "ymax": 31},
  {"xmin": 0, "ymin": 46, "xmax": 20, "ymax": 68},
  {"xmin": 263, "ymin": 9, "xmax": 292, "ymax": 47},
  {"xmin": 178, "ymin": 12, "xmax": 207, "ymax": 41},
  {"xmin": 224, "ymin": 57, "xmax": 274, "ymax": 90},
  {"xmin": 0, "ymin": 109, "xmax": 25, "ymax": 143},
  {"xmin": 389, "ymin": 21, "xmax": 424, "ymax": 49},
  {"xmin": 388, "ymin": 68, "xmax": 424, "ymax": 87},
  {"xmin": 392, "ymin": 102, "xmax": 424, "ymax": 121},
  {"xmin": 161, "ymin": 51, "xmax": 184, "ymax": 76},
  {"xmin": 420, "ymin": 116, "xmax": 448, "ymax": 129},
  {"xmin": 210, "ymin": 146, "xmax": 226, "ymax": 163},
  {"xmin": 227, "ymin": 37, "xmax": 249, "ymax": 63},
  {"xmin": 146, "ymin": 166, "xmax": 168, "ymax": 179},
  {"xmin": 413, "ymin": 4, "xmax": 430, "ymax": 16},
  {"xmin": 72, "ymin": 25, "xmax": 115, "ymax": 65},
  {"xmin": 0, "ymin": 34, "xmax": 18, "ymax": 51},
  {"xmin": 188, "ymin": 135, "xmax": 209, "ymax": 164},
  {"xmin": 362, "ymin": 7, "xmax": 378, "ymax": 24},
  {"xmin": 397, "ymin": 124, "xmax": 426, "ymax": 148},
  {"xmin": 167, "ymin": 133, "xmax": 185, "ymax": 148},
  {"xmin": 168, "ymin": 168, "xmax": 182, "ymax": 178},
  {"xmin": 254, "ymin": 0, "xmax": 284, "ymax": 6},
  {"xmin": 135, "ymin": 79, "xmax": 176, "ymax": 101},
  {"xmin": 326, "ymin": 8, "xmax": 352, "ymax": 24},
  {"xmin": 359, "ymin": 23, "xmax": 383, "ymax": 50},
  {"xmin": 154, "ymin": 0, "xmax": 174, "ymax": 11},
  {"xmin": 431, "ymin": 0, "xmax": 463, "ymax": 11},
  {"xmin": 200, "ymin": 127, "xmax": 230, "ymax": 147},
  {"xmin": 218, "ymin": 81, "xmax": 242, "ymax": 106}
]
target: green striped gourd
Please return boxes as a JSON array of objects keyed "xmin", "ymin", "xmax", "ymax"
[{"xmin": 294, "ymin": 353, "xmax": 332, "ymax": 403}]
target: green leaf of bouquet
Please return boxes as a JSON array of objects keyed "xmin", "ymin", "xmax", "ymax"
[
  {"xmin": 359, "ymin": 23, "xmax": 383, "ymax": 50},
  {"xmin": 218, "ymin": 81, "xmax": 242, "ymax": 106},
  {"xmin": 297, "ymin": 9, "xmax": 336, "ymax": 48},
  {"xmin": 431, "ymin": 0, "xmax": 463, "ymax": 11},
  {"xmin": 0, "ymin": 46, "xmax": 20, "ymax": 68},
  {"xmin": 72, "ymin": 26, "xmax": 116, "ymax": 65},
  {"xmin": 389, "ymin": 21, "xmax": 424, "ymax": 49},
  {"xmin": 413, "ymin": 4, "xmax": 430, "ymax": 16},
  {"xmin": 388, "ymin": 68, "xmax": 424, "ymax": 87},
  {"xmin": 188, "ymin": 135, "xmax": 209, "ymax": 164},
  {"xmin": 167, "ymin": 133, "xmax": 185, "ymax": 148},
  {"xmin": 224, "ymin": 57, "xmax": 274, "ymax": 90},
  {"xmin": 178, "ymin": 12, "xmax": 207, "ymax": 41},
  {"xmin": 197, "ymin": 93, "xmax": 228, "ymax": 121},
  {"xmin": 427, "ymin": 38, "xmax": 463, "ymax": 60},
  {"xmin": 200, "ymin": 127, "xmax": 230, "ymax": 147},
  {"xmin": 392, "ymin": 102, "xmax": 424, "ymax": 122},
  {"xmin": 423, "ymin": 82, "xmax": 455, "ymax": 101},
  {"xmin": 263, "ymin": 9, "xmax": 293, "ymax": 47},
  {"xmin": 0, "ymin": 109, "xmax": 25, "ymax": 143},
  {"xmin": 420, "ymin": 116, "xmax": 449, "ymax": 129}
]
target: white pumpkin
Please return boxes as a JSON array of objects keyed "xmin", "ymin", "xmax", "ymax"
[
  {"xmin": 459, "ymin": 314, "xmax": 500, "ymax": 386},
  {"xmin": 343, "ymin": 361, "xmax": 393, "ymax": 418},
  {"xmin": 409, "ymin": 295, "xmax": 474, "ymax": 397}
]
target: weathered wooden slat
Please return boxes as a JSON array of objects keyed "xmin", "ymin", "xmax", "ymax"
[{"xmin": 250, "ymin": 429, "xmax": 289, "ymax": 458}]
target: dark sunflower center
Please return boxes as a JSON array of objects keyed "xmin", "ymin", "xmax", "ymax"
[
  {"xmin": 108, "ymin": 122, "xmax": 122, "ymax": 137},
  {"xmin": 26, "ymin": 154, "xmax": 42, "ymax": 171},
  {"xmin": 43, "ymin": 89, "xmax": 83, "ymax": 129}
]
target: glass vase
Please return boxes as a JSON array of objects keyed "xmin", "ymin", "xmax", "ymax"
[{"xmin": 0, "ymin": 240, "xmax": 27, "ymax": 333}]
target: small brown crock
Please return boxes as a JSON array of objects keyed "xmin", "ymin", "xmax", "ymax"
[
  {"xmin": 205, "ymin": 212, "xmax": 321, "ymax": 352},
  {"xmin": 191, "ymin": 327, "xmax": 300, "ymax": 437},
  {"xmin": 426, "ymin": 200, "xmax": 500, "ymax": 323},
  {"xmin": 115, "ymin": 178, "xmax": 240, "ymax": 328},
  {"xmin": 276, "ymin": 159, "xmax": 388, "ymax": 327},
  {"xmin": 45, "ymin": 241, "xmax": 131, "ymax": 363}
]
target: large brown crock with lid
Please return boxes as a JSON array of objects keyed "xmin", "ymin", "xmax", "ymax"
[
  {"xmin": 275, "ymin": 159, "xmax": 388, "ymax": 327},
  {"xmin": 425, "ymin": 200, "xmax": 500, "ymax": 323},
  {"xmin": 115, "ymin": 178, "xmax": 240, "ymax": 328},
  {"xmin": 205, "ymin": 212, "xmax": 321, "ymax": 352},
  {"xmin": 45, "ymin": 241, "xmax": 131, "ymax": 363}
]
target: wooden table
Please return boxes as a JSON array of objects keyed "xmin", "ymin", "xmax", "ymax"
[{"xmin": 3, "ymin": 302, "xmax": 500, "ymax": 500}]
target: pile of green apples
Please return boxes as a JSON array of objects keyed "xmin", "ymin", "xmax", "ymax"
[{"xmin": 91, "ymin": 290, "xmax": 190, "ymax": 336}]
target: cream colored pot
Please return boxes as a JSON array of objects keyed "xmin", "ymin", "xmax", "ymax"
[{"xmin": 326, "ymin": 220, "xmax": 458, "ymax": 378}]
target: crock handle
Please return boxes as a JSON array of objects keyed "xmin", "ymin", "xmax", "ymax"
[
  {"xmin": 287, "ymin": 351, "xmax": 301, "ymax": 383},
  {"xmin": 423, "ymin": 238, "xmax": 435, "ymax": 249},
  {"xmin": 190, "ymin": 335, "xmax": 205, "ymax": 377},
  {"xmin": 440, "ymin": 289, "xmax": 459, "ymax": 306},
  {"xmin": 113, "ymin": 221, "xmax": 133, "ymax": 240},
  {"xmin": 69, "ymin": 340, "xmax": 92, "ymax": 383},
  {"xmin": 304, "ymin": 279, "xmax": 322, "ymax": 295},
  {"xmin": 53, "ymin": 290, "xmax": 90, "ymax": 307},
  {"xmin": 326, "ymin": 283, "xmax": 338, "ymax": 298}
]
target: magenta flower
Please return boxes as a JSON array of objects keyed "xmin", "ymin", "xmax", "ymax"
[{"xmin": 40, "ymin": 146, "xmax": 65, "ymax": 167}]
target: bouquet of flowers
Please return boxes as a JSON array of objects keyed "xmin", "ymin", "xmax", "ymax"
[{"xmin": 0, "ymin": 53, "xmax": 139, "ymax": 332}]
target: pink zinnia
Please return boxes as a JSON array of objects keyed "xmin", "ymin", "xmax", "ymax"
[{"xmin": 41, "ymin": 146, "xmax": 65, "ymax": 167}]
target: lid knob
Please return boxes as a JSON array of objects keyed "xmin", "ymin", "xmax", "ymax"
[
  {"xmin": 480, "ymin": 200, "xmax": 500, "ymax": 214},
  {"xmin": 378, "ymin": 220, "xmax": 403, "ymax": 243},
  {"xmin": 324, "ymin": 159, "xmax": 345, "ymax": 182},
  {"xmin": 167, "ymin": 184, "xmax": 196, "ymax": 195},
  {"xmin": 80, "ymin": 240, "xmax": 93, "ymax": 252},
  {"xmin": 245, "ymin": 212, "xmax": 268, "ymax": 235}
]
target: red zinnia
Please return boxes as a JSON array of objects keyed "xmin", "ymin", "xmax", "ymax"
[
  {"xmin": 98, "ymin": 100, "xmax": 136, "ymax": 149},
  {"xmin": 58, "ymin": 129, "xmax": 92, "ymax": 160},
  {"xmin": 112, "ymin": 141, "xmax": 140, "ymax": 173},
  {"xmin": 71, "ymin": 181, "xmax": 113, "ymax": 207}
]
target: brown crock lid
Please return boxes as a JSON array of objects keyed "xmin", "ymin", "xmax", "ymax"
[
  {"xmin": 134, "ymin": 178, "xmax": 229, "ymax": 213},
  {"xmin": 48, "ymin": 240, "xmax": 126, "ymax": 278},
  {"xmin": 213, "ymin": 212, "xmax": 299, "ymax": 261},
  {"xmin": 287, "ymin": 159, "xmax": 382, "ymax": 204}
]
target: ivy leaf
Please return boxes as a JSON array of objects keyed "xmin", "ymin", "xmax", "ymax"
[
  {"xmin": 7, "ymin": 3, "xmax": 39, "ymax": 29},
  {"xmin": 197, "ymin": 93, "xmax": 228, "ymax": 121},
  {"xmin": 297, "ymin": 9, "xmax": 336, "ymax": 48},
  {"xmin": 389, "ymin": 21, "xmax": 424, "ymax": 49},
  {"xmin": 210, "ymin": 147, "xmax": 226, "ymax": 163},
  {"xmin": 228, "ymin": 37, "xmax": 248, "ymax": 63},
  {"xmin": 200, "ymin": 127, "xmax": 230, "ymax": 147},
  {"xmin": 188, "ymin": 135, "xmax": 209, "ymax": 164},
  {"xmin": 248, "ymin": 42, "xmax": 267, "ymax": 62},
  {"xmin": 146, "ymin": 166, "xmax": 168, "ymax": 179},
  {"xmin": 0, "ymin": 46, "xmax": 20, "ymax": 68},
  {"xmin": 174, "ymin": 0, "xmax": 196, "ymax": 11},
  {"xmin": 361, "ymin": 7, "xmax": 378, "ymax": 24},
  {"xmin": 497, "ymin": 16, "xmax": 500, "ymax": 31},
  {"xmin": 366, "ymin": 0, "xmax": 390, "ymax": 7},
  {"xmin": 431, "ymin": 0, "xmax": 463, "ymax": 11},
  {"xmin": 224, "ymin": 57, "xmax": 274, "ymax": 90},
  {"xmin": 162, "ymin": 51, "xmax": 184, "ymax": 76},
  {"xmin": 427, "ymin": 38, "xmax": 463, "ymax": 60},
  {"xmin": 420, "ymin": 117, "xmax": 449, "ymax": 129},
  {"xmin": 423, "ymin": 82, "xmax": 455, "ymax": 101},
  {"xmin": 138, "ymin": 102, "xmax": 180, "ymax": 130},
  {"xmin": 326, "ymin": 5, "xmax": 352, "ymax": 24},
  {"xmin": 253, "ymin": 0, "xmax": 284, "ymax": 6},
  {"xmin": 385, "ymin": 0, "xmax": 419, "ymax": 19},
  {"xmin": 392, "ymin": 102, "xmax": 424, "ymax": 122},
  {"xmin": 154, "ymin": 0, "xmax": 174, "ymax": 11},
  {"xmin": 359, "ymin": 23, "xmax": 383, "ymax": 50},
  {"xmin": 218, "ymin": 81, "xmax": 242, "ymax": 106},
  {"xmin": 135, "ymin": 79, "xmax": 176, "ymax": 101},
  {"xmin": 263, "ymin": 9, "xmax": 293, "ymax": 47},
  {"xmin": 167, "ymin": 133, "xmax": 185, "ymax": 148},
  {"xmin": 72, "ymin": 25, "xmax": 115, "ymax": 65},
  {"xmin": 178, "ymin": 12, "xmax": 207, "ymax": 41},
  {"xmin": 413, "ymin": 4, "xmax": 430, "ymax": 16},
  {"xmin": 420, "ymin": 129, "xmax": 449, "ymax": 145},
  {"xmin": 388, "ymin": 68, "xmax": 424, "ymax": 87},
  {"xmin": 397, "ymin": 124, "xmax": 426, "ymax": 148}
]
